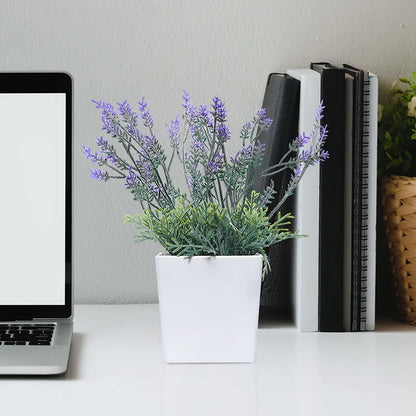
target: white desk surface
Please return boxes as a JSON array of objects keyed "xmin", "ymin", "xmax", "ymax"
[{"xmin": 1, "ymin": 304, "xmax": 416, "ymax": 416}]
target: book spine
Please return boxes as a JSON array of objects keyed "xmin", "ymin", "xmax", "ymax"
[
  {"xmin": 287, "ymin": 69, "xmax": 320, "ymax": 331},
  {"xmin": 313, "ymin": 66, "xmax": 346, "ymax": 332},
  {"xmin": 350, "ymin": 70, "xmax": 364, "ymax": 332},
  {"xmin": 256, "ymin": 74, "xmax": 300, "ymax": 310},
  {"xmin": 360, "ymin": 74, "xmax": 370, "ymax": 331},
  {"xmin": 365, "ymin": 73, "xmax": 378, "ymax": 330},
  {"xmin": 343, "ymin": 75, "xmax": 354, "ymax": 331}
]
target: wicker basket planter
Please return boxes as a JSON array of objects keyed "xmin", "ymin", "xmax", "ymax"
[{"xmin": 381, "ymin": 174, "xmax": 416, "ymax": 324}]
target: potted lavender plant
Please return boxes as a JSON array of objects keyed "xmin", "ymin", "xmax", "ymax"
[
  {"xmin": 83, "ymin": 91, "xmax": 328, "ymax": 362},
  {"xmin": 379, "ymin": 73, "xmax": 416, "ymax": 324}
]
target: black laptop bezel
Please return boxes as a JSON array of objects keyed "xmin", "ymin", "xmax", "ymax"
[{"xmin": 0, "ymin": 73, "xmax": 72, "ymax": 320}]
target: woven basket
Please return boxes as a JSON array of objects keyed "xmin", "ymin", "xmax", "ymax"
[{"xmin": 381, "ymin": 174, "xmax": 416, "ymax": 324}]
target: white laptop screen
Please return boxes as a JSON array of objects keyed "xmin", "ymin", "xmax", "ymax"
[{"xmin": 0, "ymin": 93, "xmax": 66, "ymax": 305}]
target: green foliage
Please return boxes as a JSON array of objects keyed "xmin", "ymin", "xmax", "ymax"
[
  {"xmin": 379, "ymin": 72, "xmax": 416, "ymax": 176},
  {"xmin": 125, "ymin": 193, "xmax": 300, "ymax": 276}
]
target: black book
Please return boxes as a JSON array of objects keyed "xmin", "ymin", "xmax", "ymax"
[
  {"xmin": 254, "ymin": 73, "xmax": 300, "ymax": 311},
  {"xmin": 343, "ymin": 64, "xmax": 368, "ymax": 332},
  {"xmin": 310, "ymin": 62, "xmax": 346, "ymax": 332}
]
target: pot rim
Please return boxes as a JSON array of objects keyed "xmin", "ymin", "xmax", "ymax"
[{"xmin": 155, "ymin": 252, "xmax": 263, "ymax": 259}]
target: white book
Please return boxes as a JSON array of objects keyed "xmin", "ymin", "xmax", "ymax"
[
  {"xmin": 366, "ymin": 72, "xmax": 378, "ymax": 330},
  {"xmin": 287, "ymin": 69, "xmax": 321, "ymax": 331}
]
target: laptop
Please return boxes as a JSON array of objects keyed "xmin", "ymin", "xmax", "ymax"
[{"xmin": 0, "ymin": 73, "xmax": 73, "ymax": 375}]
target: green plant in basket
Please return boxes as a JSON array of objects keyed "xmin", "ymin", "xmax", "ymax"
[
  {"xmin": 379, "ymin": 72, "xmax": 416, "ymax": 176},
  {"xmin": 83, "ymin": 92, "xmax": 328, "ymax": 274}
]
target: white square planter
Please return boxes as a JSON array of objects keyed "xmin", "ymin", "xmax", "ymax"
[{"xmin": 155, "ymin": 254, "xmax": 263, "ymax": 363}]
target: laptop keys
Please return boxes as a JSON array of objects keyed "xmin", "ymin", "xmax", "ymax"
[{"xmin": 0, "ymin": 324, "xmax": 56, "ymax": 345}]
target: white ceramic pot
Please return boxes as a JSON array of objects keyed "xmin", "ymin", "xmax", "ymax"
[{"xmin": 155, "ymin": 254, "xmax": 263, "ymax": 363}]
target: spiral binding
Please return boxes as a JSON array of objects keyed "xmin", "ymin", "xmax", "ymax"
[{"xmin": 359, "ymin": 78, "xmax": 371, "ymax": 331}]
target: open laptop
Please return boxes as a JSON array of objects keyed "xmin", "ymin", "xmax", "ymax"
[{"xmin": 0, "ymin": 73, "xmax": 73, "ymax": 375}]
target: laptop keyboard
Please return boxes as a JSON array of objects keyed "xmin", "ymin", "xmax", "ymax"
[{"xmin": 0, "ymin": 324, "xmax": 55, "ymax": 346}]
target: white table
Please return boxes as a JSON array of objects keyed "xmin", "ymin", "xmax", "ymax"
[{"xmin": 1, "ymin": 304, "xmax": 415, "ymax": 416}]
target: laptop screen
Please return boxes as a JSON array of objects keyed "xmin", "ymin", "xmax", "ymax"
[{"xmin": 0, "ymin": 73, "xmax": 71, "ymax": 319}]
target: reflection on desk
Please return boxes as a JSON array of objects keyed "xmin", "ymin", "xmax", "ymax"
[
  {"xmin": 1, "ymin": 305, "xmax": 416, "ymax": 416},
  {"xmin": 161, "ymin": 364, "xmax": 257, "ymax": 415}
]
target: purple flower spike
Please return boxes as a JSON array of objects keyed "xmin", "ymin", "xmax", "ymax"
[
  {"xmin": 294, "ymin": 132, "xmax": 311, "ymax": 149},
  {"xmin": 315, "ymin": 101, "xmax": 325, "ymax": 124},
  {"xmin": 166, "ymin": 115, "xmax": 181, "ymax": 149},
  {"xmin": 117, "ymin": 100, "xmax": 138, "ymax": 124},
  {"xmin": 83, "ymin": 145, "xmax": 105, "ymax": 165},
  {"xmin": 96, "ymin": 136, "xmax": 108, "ymax": 147},
  {"xmin": 182, "ymin": 90, "xmax": 191, "ymax": 109},
  {"xmin": 205, "ymin": 153, "xmax": 224, "ymax": 177},
  {"xmin": 262, "ymin": 117, "xmax": 273, "ymax": 129},
  {"xmin": 90, "ymin": 168, "xmax": 108, "ymax": 181},
  {"xmin": 211, "ymin": 97, "xmax": 227, "ymax": 123},
  {"xmin": 138, "ymin": 97, "xmax": 154, "ymax": 129},
  {"xmin": 125, "ymin": 166, "xmax": 140, "ymax": 189},
  {"xmin": 182, "ymin": 90, "xmax": 196, "ymax": 119},
  {"xmin": 216, "ymin": 124, "xmax": 231, "ymax": 143},
  {"xmin": 291, "ymin": 163, "xmax": 302, "ymax": 181},
  {"xmin": 136, "ymin": 157, "xmax": 154, "ymax": 185},
  {"xmin": 187, "ymin": 175, "xmax": 194, "ymax": 193},
  {"xmin": 320, "ymin": 150, "xmax": 330, "ymax": 160}
]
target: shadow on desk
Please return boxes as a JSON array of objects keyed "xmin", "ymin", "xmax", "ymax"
[
  {"xmin": 258, "ymin": 306, "xmax": 294, "ymax": 329},
  {"xmin": 160, "ymin": 362, "xmax": 258, "ymax": 416},
  {"xmin": 59, "ymin": 332, "xmax": 85, "ymax": 380}
]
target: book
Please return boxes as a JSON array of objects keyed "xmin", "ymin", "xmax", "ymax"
[
  {"xmin": 343, "ymin": 65, "xmax": 365, "ymax": 331},
  {"xmin": 365, "ymin": 71, "xmax": 378, "ymax": 330},
  {"xmin": 343, "ymin": 73, "xmax": 354, "ymax": 331},
  {"xmin": 342, "ymin": 64, "xmax": 378, "ymax": 331},
  {"xmin": 287, "ymin": 68, "xmax": 321, "ymax": 331},
  {"xmin": 311, "ymin": 62, "xmax": 346, "ymax": 332},
  {"xmin": 255, "ymin": 73, "xmax": 300, "ymax": 311}
]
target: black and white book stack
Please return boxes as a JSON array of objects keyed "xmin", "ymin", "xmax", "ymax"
[{"xmin": 257, "ymin": 63, "xmax": 378, "ymax": 332}]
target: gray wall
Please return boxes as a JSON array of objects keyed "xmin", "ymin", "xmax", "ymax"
[{"xmin": 1, "ymin": 0, "xmax": 415, "ymax": 303}]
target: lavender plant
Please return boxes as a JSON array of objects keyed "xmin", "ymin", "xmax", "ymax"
[{"xmin": 84, "ymin": 91, "xmax": 328, "ymax": 273}]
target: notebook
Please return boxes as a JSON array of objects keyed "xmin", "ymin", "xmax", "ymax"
[{"xmin": 287, "ymin": 68, "xmax": 321, "ymax": 331}]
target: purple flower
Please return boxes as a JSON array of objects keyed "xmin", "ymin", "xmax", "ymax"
[
  {"xmin": 182, "ymin": 90, "xmax": 191, "ymax": 110},
  {"xmin": 187, "ymin": 175, "xmax": 194, "ymax": 193},
  {"xmin": 211, "ymin": 97, "xmax": 227, "ymax": 123},
  {"xmin": 291, "ymin": 163, "xmax": 302, "ymax": 181},
  {"xmin": 320, "ymin": 150, "xmax": 329, "ymax": 160},
  {"xmin": 191, "ymin": 137, "xmax": 206, "ymax": 154},
  {"xmin": 90, "ymin": 168, "xmax": 108, "ymax": 181},
  {"xmin": 257, "ymin": 108, "xmax": 266, "ymax": 119},
  {"xmin": 96, "ymin": 136, "xmax": 108, "ymax": 148},
  {"xmin": 136, "ymin": 156, "xmax": 154, "ymax": 185},
  {"xmin": 138, "ymin": 97, "xmax": 154, "ymax": 128},
  {"xmin": 144, "ymin": 135, "xmax": 160, "ymax": 156},
  {"xmin": 315, "ymin": 101, "xmax": 325, "ymax": 124},
  {"xmin": 205, "ymin": 153, "xmax": 224, "ymax": 177},
  {"xmin": 198, "ymin": 105, "xmax": 210, "ymax": 121},
  {"xmin": 240, "ymin": 121, "xmax": 252, "ymax": 143},
  {"xmin": 125, "ymin": 166, "xmax": 140, "ymax": 189},
  {"xmin": 294, "ymin": 132, "xmax": 311, "ymax": 149},
  {"xmin": 216, "ymin": 124, "xmax": 231, "ymax": 143},
  {"xmin": 260, "ymin": 117, "xmax": 273, "ymax": 130},
  {"xmin": 232, "ymin": 144, "xmax": 253, "ymax": 165},
  {"xmin": 256, "ymin": 108, "xmax": 273, "ymax": 131},
  {"xmin": 83, "ymin": 146, "xmax": 105, "ymax": 165},
  {"xmin": 117, "ymin": 100, "xmax": 137, "ymax": 124},
  {"xmin": 182, "ymin": 90, "xmax": 196, "ymax": 118},
  {"xmin": 92, "ymin": 100, "xmax": 117, "ymax": 118},
  {"xmin": 166, "ymin": 115, "xmax": 181, "ymax": 149}
]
